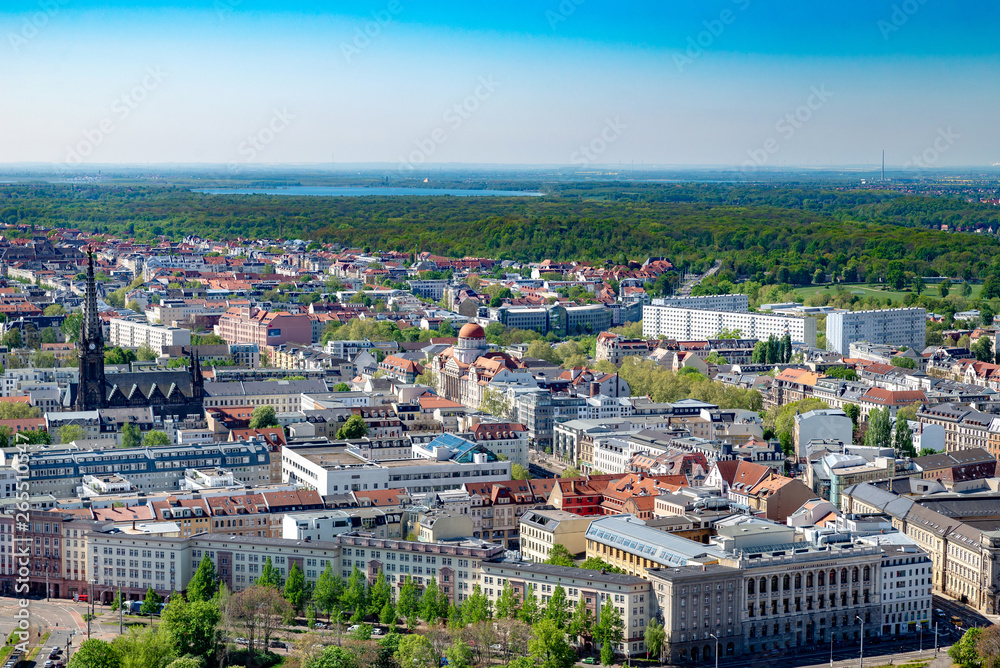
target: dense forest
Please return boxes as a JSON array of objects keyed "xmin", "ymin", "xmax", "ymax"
[{"xmin": 3, "ymin": 182, "xmax": 1000, "ymax": 282}]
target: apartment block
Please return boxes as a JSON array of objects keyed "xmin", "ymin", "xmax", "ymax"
[
  {"xmin": 825, "ymin": 308, "xmax": 926, "ymax": 356},
  {"xmin": 642, "ymin": 306, "xmax": 817, "ymax": 347},
  {"xmin": 651, "ymin": 294, "xmax": 750, "ymax": 311}
]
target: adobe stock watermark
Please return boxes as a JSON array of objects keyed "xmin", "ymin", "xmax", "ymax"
[
  {"xmin": 571, "ymin": 118, "xmax": 627, "ymax": 166},
  {"xmin": 341, "ymin": 0, "xmax": 403, "ymax": 63},
  {"xmin": 226, "ymin": 108, "xmax": 296, "ymax": 172},
  {"xmin": 546, "ymin": 0, "xmax": 584, "ymax": 30},
  {"xmin": 397, "ymin": 76, "xmax": 500, "ymax": 171},
  {"xmin": 743, "ymin": 85, "xmax": 833, "ymax": 170},
  {"xmin": 7, "ymin": 0, "xmax": 70, "ymax": 54},
  {"xmin": 214, "ymin": 0, "xmax": 242, "ymax": 21},
  {"xmin": 903, "ymin": 127, "xmax": 959, "ymax": 169},
  {"xmin": 62, "ymin": 67, "xmax": 168, "ymax": 165},
  {"xmin": 674, "ymin": 0, "xmax": 751, "ymax": 72},
  {"xmin": 878, "ymin": 0, "xmax": 930, "ymax": 40}
]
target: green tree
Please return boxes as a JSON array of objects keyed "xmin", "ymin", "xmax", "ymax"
[
  {"xmin": 309, "ymin": 646, "xmax": 361, "ymax": 668},
  {"xmin": 161, "ymin": 596, "xmax": 221, "ymax": 658},
  {"xmin": 528, "ymin": 618, "xmax": 576, "ymax": 668},
  {"xmin": 545, "ymin": 584, "xmax": 570, "ymax": 629},
  {"xmin": 165, "ymin": 659, "xmax": 201, "ymax": 668},
  {"xmin": 865, "ymin": 406, "xmax": 893, "ymax": 451},
  {"xmin": 567, "ymin": 597, "xmax": 593, "ymax": 642},
  {"xmin": 511, "ymin": 463, "xmax": 532, "ymax": 480},
  {"xmin": 379, "ymin": 600, "xmax": 397, "ymax": 626},
  {"xmin": 368, "ymin": 569, "xmax": 392, "ymax": 617},
  {"xmin": 496, "ymin": 580, "xmax": 519, "ymax": 620},
  {"xmin": 284, "ymin": 562, "xmax": 308, "ymax": 614},
  {"xmin": 912, "ymin": 275, "xmax": 925, "ymax": 295},
  {"xmin": 121, "ymin": 423, "xmax": 142, "ymax": 449},
  {"xmin": 395, "ymin": 634, "xmax": 436, "ymax": 668},
  {"xmin": 594, "ymin": 604, "xmax": 624, "ymax": 665},
  {"xmin": 560, "ymin": 467, "xmax": 581, "ymax": 479},
  {"xmin": 62, "ymin": 312, "xmax": 82, "ymax": 343},
  {"xmin": 445, "ymin": 639, "xmax": 474, "ymax": 668},
  {"xmin": 136, "ymin": 343, "xmax": 158, "ymax": 361},
  {"xmin": 461, "ymin": 585, "xmax": 492, "ymax": 625},
  {"xmin": 526, "ymin": 340, "xmax": 561, "ymax": 364},
  {"xmin": 519, "ymin": 585, "xmax": 541, "ymax": 625},
  {"xmin": 142, "ymin": 431, "xmax": 171, "ymax": 447},
  {"xmin": 314, "ymin": 562, "xmax": 342, "ymax": 619},
  {"xmin": 43, "ymin": 304, "xmax": 65, "ymax": 316},
  {"xmin": 950, "ymin": 627, "xmax": 983, "ymax": 668},
  {"xmin": 139, "ymin": 586, "xmax": 163, "ymax": 617},
  {"xmin": 420, "ymin": 577, "xmax": 444, "ymax": 625},
  {"xmin": 973, "ymin": 335, "xmax": 994, "ymax": 362},
  {"xmin": 894, "ymin": 417, "xmax": 916, "ymax": 458},
  {"xmin": 249, "ymin": 405, "xmax": 279, "ymax": 429},
  {"xmin": 343, "ymin": 565, "xmax": 369, "ymax": 623},
  {"xmin": 544, "ymin": 544, "xmax": 576, "ymax": 568},
  {"xmin": 397, "ymin": 576, "xmax": 421, "ymax": 629},
  {"xmin": 68, "ymin": 639, "xmax": 121, "ymax": 668},
  {"xmin": 891, "ymin": 356, "xmax": 916, "ymax": 369},
  {"xmin": 843, "ymin": 403, "xmax": 861, "ymax": 428},
  {"xmin": 58, "ymin": 423, "xmax": 86, "ymax": 445},
  {"xmin": 644, "ymin": 620, "xmax": 665, "ymax": 661},
  {"xmin": 187, "ymin": 554, "xmax": 219, "ymax": 602},
  {"xmin": 336, "ymin": 414, "xmax": 369, "ymax": 440},
  {"xmin": 333, "ymin": 382, "xmax": 351, "ymax": 392},
  {"xmin": 940, "ymin": 278, "xmax": 951, "ymax": 298},
  {"xmin": 307, "ymin": 605, "xmax": 317, "ymax": 629},
  {"xmin": 257, "ymin": 556, "xmax": 281, "ymax": 588},
  {"xmin": 2, "ymin": 329, "xmax": 22, "ymax": 349}
]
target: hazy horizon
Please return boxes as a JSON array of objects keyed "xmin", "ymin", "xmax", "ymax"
[{"xmin": 2, "ymin": 0, "xmax": 997, "ymax": 169}]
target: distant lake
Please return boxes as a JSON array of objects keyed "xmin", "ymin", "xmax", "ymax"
[{"xmin": 193, "ymin": 186, "xmax": 544, "ymax": 197}]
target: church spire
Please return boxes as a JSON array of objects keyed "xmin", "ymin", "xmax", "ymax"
[{"xmin": 83, "ymin": 247, "xmax": 103, "ymax": 348}]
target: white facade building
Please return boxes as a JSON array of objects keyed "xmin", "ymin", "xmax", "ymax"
[
  {"xmin": 858, "ymin": 534, "xmax": 934, "ymax": 636},
  {"xmin": 825, "ymin": 308, "xmax": 926, "ymax": 356},
  {"xmin": 651, "ymin": 293, "xmax": 750, "ymax": 311},
  {"xmin": 109, "ymin": 318, "xmax": 192, "ymax": 351},
  {"xmin": 281, "ymin": 443, "xmax": 511, "ymax": 496},
  {"xmin": 642, "ymin": 305, "xmax": 817, "ymax": 346}
]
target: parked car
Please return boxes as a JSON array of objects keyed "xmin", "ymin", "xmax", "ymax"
[
  {"xmin": 372, "ymin": 628, "xmax": 383, "ymax": 636},
  {"xmin": 269, "ymin": 640, "xmax": 287, "ymax": 649},
  {"xmin": 347, "ymin": 625, "xmax": 361, "ymax": 633},
  {"xmin": 43, "ymin": 661, "xmax": 54, "ymax": 668},
  {"xmin": 581, "ymin": 658, "xmax": 596, "ymax": 665}
]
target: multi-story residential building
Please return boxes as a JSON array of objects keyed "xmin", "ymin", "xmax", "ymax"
[
  {"xmin": 595, "ymin": 332, "xmax": 652, "ymax": 365},
  {"xmin": 15, "ymin": 440, "xmax": 274, "ymax": 498},
  {"xmin": 825, "ymin": 308, "xmax": 927, "ymax": 356},
  {"xmin": 215, "ymin": 307, "xmax": 313, "ymax": 348},
  {"xmin": 793, "ymin": 409, "xmax": 852, "ymax": 462},
  {"xmin": 650, "ymin": 293, "xmax": 748, "ymax": 311},
  {"xmin": 513, "ymin": 389, "xmax": 587, "ymax": 451},
  {"xmin": 406, "ymin": 279, "xmax": 450, "ymax": 300},
  {"xmin": 480, "ymin": 560, "xmax": 653, "ymax": 656},
  {"xmin": 519, "ymin": 508, "xmax": 594, "ymax": 562},
  {"xmin": 642, "ymin": 305, "xmax": 817, "ymax": 347},
  {"xmin": 109, "ymin": 318, "xmax": 192, "ymax": 351},
  {"xmin": 468, "ymin": 421, "xmax": 530, "ymax": 467},
  {"xmin": 464, "ymin": 478, "xmax": 557, "ymax": 549}
]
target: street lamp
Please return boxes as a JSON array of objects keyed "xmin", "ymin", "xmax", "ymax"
[
  {"xmin": 855, "ymin": 616, "xmax": 864, "ymax": 668},
  {"xmin": 709, "ymin": 633, "xmax": 719, "ymax": 668}
]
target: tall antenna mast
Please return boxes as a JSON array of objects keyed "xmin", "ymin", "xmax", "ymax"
[{"xmin": 882, "ymin": 150, "xmax": 885, "ymax": 181}]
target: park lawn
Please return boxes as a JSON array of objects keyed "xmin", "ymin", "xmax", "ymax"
[{"xmin": 793, "ymin": 282, "xmax": 983, "ymax": 303}]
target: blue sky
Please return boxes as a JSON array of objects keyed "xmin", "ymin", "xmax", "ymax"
[{"xmin": 1, "ymin": 0, "xmax": 997, "ymax": 167}]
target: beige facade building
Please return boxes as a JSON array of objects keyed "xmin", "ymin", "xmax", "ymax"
[{"xmin": 519, "ymin": 508, "xmax": 593, "ymax": 563}]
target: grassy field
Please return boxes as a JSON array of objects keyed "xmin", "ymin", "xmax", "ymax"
[{"xmin": 793, "ymin": 282, "xmax": 983, "ymax": 303}]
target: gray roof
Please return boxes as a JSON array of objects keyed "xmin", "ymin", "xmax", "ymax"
[
  {"xmin": 204, "ymin": 379, "xmax": 328, "ymax": 396},
  {"xmin": 482, "ymin": 559, "xmax": 648, "ymax": 586},
  {"xmin": 585, "ymin": 514, "xmax": 726, "ymax": 567}
]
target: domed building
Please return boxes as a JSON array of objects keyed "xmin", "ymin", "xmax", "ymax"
[{"xmin": 430, "ymin": 322, "xmax": 536, "ymax": 410}]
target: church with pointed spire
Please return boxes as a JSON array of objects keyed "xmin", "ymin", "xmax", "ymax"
[{"xmin": 74, "ymin": 248, "xmax": 205, "ymax": 418}]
